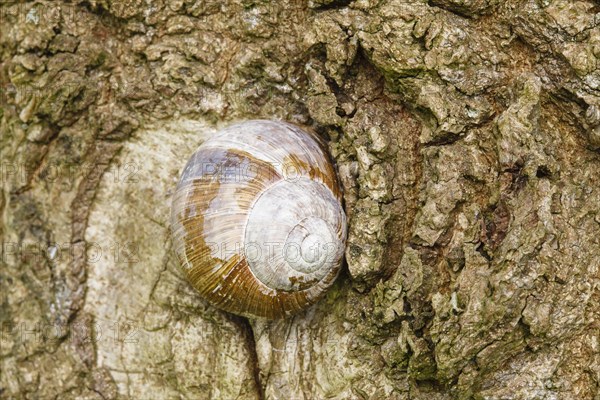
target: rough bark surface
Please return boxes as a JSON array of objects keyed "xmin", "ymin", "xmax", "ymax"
[{"xmin": 1, "ymin": 0, "xmax": 599, "ymax": 399}]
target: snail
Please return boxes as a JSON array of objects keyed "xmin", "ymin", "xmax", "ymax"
[{"xmin": 170, "ymin": 120, "xmax": 347, "ymax": 319}]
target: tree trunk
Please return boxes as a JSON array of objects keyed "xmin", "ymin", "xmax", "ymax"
[{"xmin": 1, "ymin": 0, "xmax": 599, "ymax": 399}]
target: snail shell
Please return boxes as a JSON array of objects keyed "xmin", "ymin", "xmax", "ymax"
[{"xmin": 170, "ymin": 120, "xmax": 347, "ymax": 319}]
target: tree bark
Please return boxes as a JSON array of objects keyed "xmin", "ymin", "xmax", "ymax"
[{"xmin": 1, "ymin": 0, "xmax": 599, "ymax": 399}]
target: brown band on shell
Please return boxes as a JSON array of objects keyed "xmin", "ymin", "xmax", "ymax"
[{"xmin": 184, "ymin": 251, "xmax": 340, "ymax": 319}]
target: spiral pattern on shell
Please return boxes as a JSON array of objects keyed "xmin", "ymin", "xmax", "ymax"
[{"xmin": 170, "ymin": 120, "xmax": 347, "ymax": 319}]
